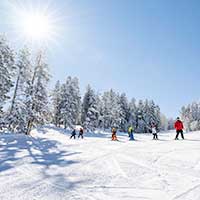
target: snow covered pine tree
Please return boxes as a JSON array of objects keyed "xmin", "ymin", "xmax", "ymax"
[
  {"xmin": 59, "ymin": 76, "xmax": 81, "ymax": 129},
  {"xmin": 26, "ymin": 52, "xmax": 50, "ymax": 135},
  {"xmin": 81, "ymin": 85, "xmax": 99, "ymax": 131},
  {"xmin": 0, "ymin": 36, "xmax": 15, "ymax": 128},
  {"xmin": 8, "ymin": 47, "xmax": 32, "ymax": 133}
]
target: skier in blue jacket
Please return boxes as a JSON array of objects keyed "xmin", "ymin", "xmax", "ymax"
[{"xmin": 70, "ymin": 129, "xmax": 76, "ymax": 139}]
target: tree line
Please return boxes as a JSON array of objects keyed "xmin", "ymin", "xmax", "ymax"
[
  {"xmin": 181, "ymin": 102, "xmax": 200, "ymax": 132},
  {"xmin": 52, "ymin": 81, "xmax": 163, "ymax": 132},
  {"xmin": 0, "ymin": 36, "xmax": 49, "ymax": 134},
  {"xmin": 0, "ymin": 35, "xmax": 173, "ymax": 134}
]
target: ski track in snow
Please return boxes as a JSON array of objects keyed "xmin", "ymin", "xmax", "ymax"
[{"xmin": 0, "ymin": 128, "xmax": 200, "ymax": 200}]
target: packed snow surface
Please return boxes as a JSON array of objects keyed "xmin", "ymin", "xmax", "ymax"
[{"xmin": 0, "ymin": 127, "xmax": 200, "ymax": 200}]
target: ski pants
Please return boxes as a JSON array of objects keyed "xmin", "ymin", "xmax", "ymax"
[
  {"xmin": 70, "ymin": 134, "xmax": 76, "ymax": 139},
  {"xmin": 129, "ymin": 132, "xmax": 134, "ymax": 140},
  {"xmin": 153, "ymin": 133, "xmax": 158, "ymax": 140},
  {"xmin": 112, "ymin": 133, "xmax": 118, "ymax": 141},
  {"xmin": 78, "ymin": 133, "xmax": 84, "ymax": 139},
  {"xmin": 175, "ymin": 130, "xmax": 184, "ymax": 139}
]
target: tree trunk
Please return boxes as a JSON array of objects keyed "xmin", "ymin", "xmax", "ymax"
[
  {"xmin": 8, "ymin": 68, "xmax": 21, "ymax": 130},
  {"xmin": 26, "ymin": 53, "xmax": 42, "ymax": 135}
]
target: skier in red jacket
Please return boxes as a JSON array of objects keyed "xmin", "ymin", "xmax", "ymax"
[{"xmin": 174, "ymin": 117, "xmax": 184, "ymax": 140}]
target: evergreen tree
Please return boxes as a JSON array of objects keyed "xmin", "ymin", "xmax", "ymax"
[
  {"xmin": 146, "ymin": 100, "xmax": 161, "ymax": 131},
  {"xmin": 181, "ymin": 105, "xmax": 190, "ymax": 131},
  {"xmin": 81, "ymin": 85, "xmax": 99, "ymax": 131},
  {"xmin": 26, "ymin": 52, "xmax": 50, "ymax": 134},
  {"xmin": 60, "ymin": 76, "xmax": 81, "ymax": 129},
  {"xmin": 143, "ymin": 99, "xmax": 151, "ymax": 132},
  {"xmin": 8, "ymin": 47, "xmax": 32, "ymax": 132},
  {"xmin": 128, "ymin": 98, "xmax": 137, "ymax": 129},
  {"xmin": 118, "ymin": 93, "xmax": 129, "ymax": 131},
  {"xmin": 149, "ymin": 100, "xmax": 161, "ymax": 125},
  {"xmin": 52, "ymin": 81, "xmax": 62, "ymax": 127},
  {"xmin": 97, "ymin": 93, "xmax": 104, "ymax": 129},
  {"xmin": 136, "ymin": 100, "xmax": 146, "ymax": 132},
  {"xmin": 181, "ymin": 102, "xmax": 200, "ymax": 131},
  {"xmin": 101, "ymin": 89, "xmax": 121, "ymax": 129},
  {"xmin": 0, "ymin": 36, "xmax": 15, "ymax": 127},
  {"xmin": 70, "ymin": 77, "xmax": 81, "ymax": 125}
]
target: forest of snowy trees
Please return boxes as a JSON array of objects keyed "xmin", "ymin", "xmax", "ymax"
[
  {"xmin": 0, "ymin": 35, "xmax": 176, "ymax": 134},
  {"xmin": 181, "ymin": 102, "xmax": 200, "ymax": 132},
  {"xmin": 0, "ymin": 36, "xmax": 50, "ymax": 134},
  {"xmin": 52, "ymin": 82, "xmax": 166, "ymax": 133}
]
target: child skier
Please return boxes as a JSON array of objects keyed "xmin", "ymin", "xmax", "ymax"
[
  {"xmin": 70, "ymin": 129, "xmax": 76, "ymax": 139},
  {"xmin": 152, "ymin": 124, "xmax": 158, "ymax": 140},
  {"xmin": 128, "ymin": 126, "xmax": 134, "ymax": 140},
  {"xmin": 112, "ymin": 128, "xmax": 118, "ymax": 141},
  {"xmin": 78, "ymin": 128, "xmax": 84, "ymax": 139}
]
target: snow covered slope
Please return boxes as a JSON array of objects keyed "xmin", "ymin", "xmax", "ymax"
[{"xmin": 0, "ymin": 127, "xmax": 200, "ymax": 200}]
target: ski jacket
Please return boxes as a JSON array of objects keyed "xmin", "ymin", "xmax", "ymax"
[
  {"xmin": 112, "ymin": 128, "xmax": 117, "ymax": 134},
  {"xmin": 71, "ymin": 130, "xmax": 76, "ymax": 135},
  {"xmin": 79, "ymin": 129, "xmax": 84, "ymax": 134},
  {"xmin": 174, "ymin": 120, "xmax": 184, "ymax": 131},
  {"xmin": 152, "ymin": 127, "xmax": 157, "ymax": 134},
  {"xmin": 128, "ymin": 127, "xmax": 134, "ymax": 133}
]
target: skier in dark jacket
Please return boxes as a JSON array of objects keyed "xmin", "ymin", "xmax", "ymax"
[
  {"xmin": 174, "ymin": 117, "xmax": 184, "ymax": 140},
  {"xmin": 70, "ymin": 129, "xmax": 76, "ymax": 139},
  {"xmin": 78, "ymin": 128, "xmax": 84, "ymax": 139}
]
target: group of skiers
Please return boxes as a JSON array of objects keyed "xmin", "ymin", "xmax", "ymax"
[
  {"xmin": 70, "ymin": 128, "xmax": 84, "ymax": 139},
  {"xmin": 111, "ymin": 117, "xmax": 185, "ymax": 141},
  {"xmin": 70, "ymin": 117, "xmax": 185, "ymax": 141}
]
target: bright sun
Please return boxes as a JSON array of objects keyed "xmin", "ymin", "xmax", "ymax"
[
  {"xmin": 21, "ymin": 13, "xmax": 52, "ymax": 41},
  {"xmin": 8, "ymin": 1, "xmax": 61, "ymax": 46}
]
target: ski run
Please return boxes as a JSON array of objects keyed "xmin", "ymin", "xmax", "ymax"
[{"xmin": 1, "ymin": 126, "xmax": 200, "ymax": 200}]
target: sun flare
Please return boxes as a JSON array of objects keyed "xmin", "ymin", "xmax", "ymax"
[
  {"xmin": 8, "ymin": 1, "xmax": 61, "ymax": 47},
  {"xmin": 20, "ymin": 12, "xmax": 52, "ymax": 41}
]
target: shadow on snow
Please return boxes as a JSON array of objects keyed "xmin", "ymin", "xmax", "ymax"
[{"xmin": 0, "ymin": 133, "xmax": 82, "ymax": 190}]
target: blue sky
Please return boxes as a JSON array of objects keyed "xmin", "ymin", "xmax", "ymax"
[{"xmin": 1, "ymin": 0, "xmax": 200, "ymax": 118}]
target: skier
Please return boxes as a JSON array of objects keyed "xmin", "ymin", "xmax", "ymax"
[
  {"xmin": 174, "ymin": 117, "xmax": 184, "ymax": 140},
  {"xmin": 128, "ymin": 126, "xmax": 134, "ymax": 140},
  {"xmin": 111, "ymin": 128, "xmax": 118, "ymax": 141},
  {"xmin": 78, "ymin": 128, "xmax": 84, "ymax": 139},
  {"xmin": 152, "ymin": 124, "xmax": 158, "ymax": 140},
  {"xmin": 70, "ymin": 129, "xmax": 76, "ymax": 139}
]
